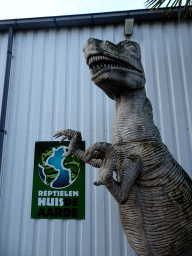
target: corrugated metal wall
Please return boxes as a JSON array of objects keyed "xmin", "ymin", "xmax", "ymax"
[
  {"xmin": 0, "ymin": 19, "xmax": 192, "ymax": 256},
  {"xmin": 0, "ymin": 32, "xmax": 8, "ymax": 111}
]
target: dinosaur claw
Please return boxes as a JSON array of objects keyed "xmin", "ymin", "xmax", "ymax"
[
  {"xmin": 54, "ymin": 129, "xmax": 82, "ymax": 157},
  {"xmin": 54, "ymin": 134, "xmax": 61, "ymax": 139},
  {"xmin": 59, "ymin": 136, "xmax": 67, "ymax": 143},
  {"xmin": 53, "ymin": 130, "xmax": 63, "ymax": 137}
]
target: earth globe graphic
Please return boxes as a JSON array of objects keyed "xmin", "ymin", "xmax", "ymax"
[{"xmin": 38, "ymin": 146, "xmax": 80, "ymax": 189}]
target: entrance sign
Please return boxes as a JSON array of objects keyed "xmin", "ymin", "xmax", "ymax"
[{"xmin": 31, "ymin": 141, "xmax": 85, "ymax": 219}]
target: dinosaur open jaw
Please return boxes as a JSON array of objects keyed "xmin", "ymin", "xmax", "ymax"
[{"xmin": 88, "ymin": 55, "xmax": 141, "ymax": 75}]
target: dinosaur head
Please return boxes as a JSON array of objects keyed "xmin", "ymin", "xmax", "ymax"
[{"xmin": 83, "ymin": 38, "xmax": 145, "ymax": 100}]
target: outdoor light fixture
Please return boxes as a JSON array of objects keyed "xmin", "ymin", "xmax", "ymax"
[{"xmin": 124, "ymin": 18, "xmax": 134, "ymax": 35}]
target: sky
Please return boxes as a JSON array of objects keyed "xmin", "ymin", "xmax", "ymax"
[{"xmin": 0, "ymin": 0, "xmax": 147, "ymax": 20}]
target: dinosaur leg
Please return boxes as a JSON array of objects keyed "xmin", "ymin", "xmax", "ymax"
[{"xmin": 53, "ymin": 129, "xmax": 102, "ymax": 168}]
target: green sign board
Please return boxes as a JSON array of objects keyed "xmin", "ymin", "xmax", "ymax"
[{"xmin": 31, "ymin": 141, "xmax": 85, "ymax": 219}]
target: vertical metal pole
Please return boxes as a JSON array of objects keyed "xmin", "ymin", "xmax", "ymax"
[{"xmin": 0, "ymin": 26, "xmax": 13, "ymax": 172}]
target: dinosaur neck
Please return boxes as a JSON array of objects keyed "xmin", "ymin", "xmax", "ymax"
[
  {"xmin": 112, "ymin": 88, "xmax": 161, "ymax": 146},
  {"xmin": 114, "ymin": 88, "xmax": 147, "ymax": 117}
]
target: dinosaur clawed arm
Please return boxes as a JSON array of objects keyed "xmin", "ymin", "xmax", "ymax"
[
  {"xmin": 84, "ymin": 142, "xmax": 117, "ymax": 186},
  {"xmin": 53, "ymin": 129, "xmax": 102, "ymax": 168},
  {"xmin": 54, "ymin": 130, "xmax": 142, "ymax": 202},
  {"xmin": 85, "ymin": 142, "xmax": 142, "ymax": 204}
]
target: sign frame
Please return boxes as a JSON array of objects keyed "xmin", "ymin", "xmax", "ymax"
[{"xmin": 31, "ymin": 141, "xmax": 85, "ymax": 219}]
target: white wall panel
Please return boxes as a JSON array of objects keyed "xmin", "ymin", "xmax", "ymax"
[
  {"xmin": 0, "ymin": 19, "xmax": 192, "ymax": 256},
  {"xmin": 0, "ymin": 32, "xmax": 8, "ymax": 113}
]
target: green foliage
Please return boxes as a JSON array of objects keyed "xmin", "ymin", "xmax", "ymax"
[{"xmin": 145, "ymin": 0, "xmax": 192, "ymax": 20}]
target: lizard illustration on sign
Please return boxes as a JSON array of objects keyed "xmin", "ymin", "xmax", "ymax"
[{"xmin": 54, "ymin": 38, "xmax": 192, "ymax": 256}]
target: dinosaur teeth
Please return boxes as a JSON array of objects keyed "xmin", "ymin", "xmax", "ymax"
[
  {"xmin": 88, "ymin": 56, "xmax": 137, "ymax": 70},
  {"xmin": 89, "ymin": 55, "xmax": 137, "ymax": 72}
]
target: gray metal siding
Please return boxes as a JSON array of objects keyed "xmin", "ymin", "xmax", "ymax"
[
  {"xmin": 0, "ymin": 20, "xmax": 192, "ymax": 256},
  {"xmin": 0, "ymin": 32, "xmax": 8, "ymax": 111}
]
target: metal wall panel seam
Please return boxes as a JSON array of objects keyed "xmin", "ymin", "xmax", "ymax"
[
  {"xmin": 6, "ymin": 31, "xmax": 29, "ymax": 256},
  {"xmin": 81, "ymin": 26, "xmax": 94, "ymax": 256},
  {"xmin": 0, "ymin": 32, "xmax": 9, "ymax": 206},
  {"xmin": 2, "ymin": 31, "xmax": 20, "ymax": 255},
  {"xmin": 153, "ymin": 39, "xmax": 165, "ymax": 142},
  {"xmin": 11, "ymin": 31, "xmax": 35, "ymax": 256},
  {"xmin": 149, "ymin": 22, "xmax": 163, "ymax": 136},
  {"xmin": 44, "ymin": 29, "xmax": 60, "ymax": 256},
  {"xmin": 18, "ymin": 31, "xmax": 36, "ymax": 256},
  {"xmin": 172, "ymin": 22, "xmax": 191, "ymax": 170},
  {"xmin": 187, "ymin": 21, "xmax": 192, "ymax": 178},
  {"xmin": 0, "ymin": 32, "xmax": 9, "ymax": 107},
  {"xmin": 66, "ymin": 28, "xmax": 77, "ymax": 256},
  {"xmin": 0, "ymin": 27, "xmax": 13, "ymax": 175},
  {"xmin": 177, "ymin": 22, "xmax": 192, "ymax": 172},
  {"xmin": 159, "ymin": 22, "xmax": 176, "ymax": 156},
  {"xmin": 159, "ymin": 23, "xmax": 174, "ymax": 158},
  {"xmin": 165, "ymin": 25, "xmax": 182, "ymax": 164},
  {"xmin": 54, "ymin": 28, "xmax": 67, "ymax": 256},
  {"xmin": 0, "ymin": 31, "xmax": 12, "ymax": 256},
  {"xmin": 26, "ymin": 30, "xmax": 44, "ymax": 256},
  {"xmin": 49, "ymin": 29, "xmax": 59, "ymax": 256},
  {"xmin": 171, "ymin": 21, "xmax": 191, "ymax": 170},
  {"xmin": 34, "ymin": 30, "xmax": 47, "ymax": 256}
]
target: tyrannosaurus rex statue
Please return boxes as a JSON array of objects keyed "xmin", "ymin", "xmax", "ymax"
[{"xmin": 54, "ymin": 38, "xmax": 192, "ymax": 256}]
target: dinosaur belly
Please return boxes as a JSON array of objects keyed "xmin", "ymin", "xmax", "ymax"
[
  {"xmin": 115, "ymin": 142, "xmax": 192, "ymax": 256},
  {"xmin": 119, "ymin": 181, "xmax": 192, "ymax": 256},
  {"xmin": 119, "ymin": 186, "xmax": 149, "ymax": 256}
]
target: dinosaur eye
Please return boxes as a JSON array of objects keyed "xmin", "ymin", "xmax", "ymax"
[
  {"xmin": 122, "ymin": 44, "xmax": 137, "ymax": 53},
  {"xmin": 128, "ymin": 45, "xmax": 137, "ymax": 52}
]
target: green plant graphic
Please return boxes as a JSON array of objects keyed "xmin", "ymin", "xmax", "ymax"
[
  {"xmin": 62, "ymin": 149, "xmax": 80, "ymax": 183},
  {"xmin": 39, "ymin": 146, "xmax": 59, "ymax": 187}
]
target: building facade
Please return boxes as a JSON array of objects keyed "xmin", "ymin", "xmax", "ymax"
[{"xmin": 0, "ymin": 9, "xmax": 192, "ymax": 256}]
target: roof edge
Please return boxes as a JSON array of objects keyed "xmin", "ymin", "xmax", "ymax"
[{"xmin": 0, "ymin": 8, "xmax": 190, "ymax": 31}]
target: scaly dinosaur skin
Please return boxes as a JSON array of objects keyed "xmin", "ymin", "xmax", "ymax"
[{"xmin": 54, "ymin": 38, "xmax": 192, "ymax": 256}]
